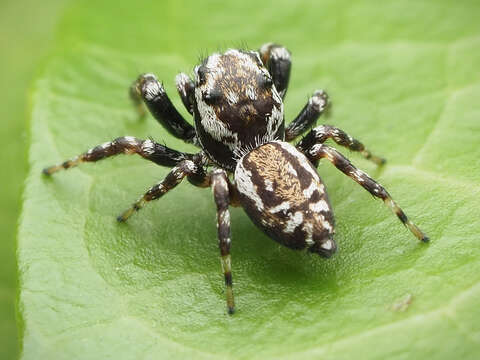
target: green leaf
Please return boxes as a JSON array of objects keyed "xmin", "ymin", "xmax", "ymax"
[
  {"xmin": 0, "ymin": 0, "xmax": 69, "ymax": 358},
  {"xmin": 19, "ymin": 0, "xmax": 480, "ymax": 358}
]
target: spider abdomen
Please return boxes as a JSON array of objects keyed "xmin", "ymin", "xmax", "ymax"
[{"xmin": 234, "ymin": 141, "xmax": 337, "ymax": 257}]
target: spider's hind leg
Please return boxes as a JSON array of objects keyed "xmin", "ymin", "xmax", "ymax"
[{"xmin": 307, "ymin": 143, "xmax": 428, "ymax": 243}]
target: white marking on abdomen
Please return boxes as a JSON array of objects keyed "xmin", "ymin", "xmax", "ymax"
[
  {"xmin": 235, "ymin": 162, "xmax": 264, "ymax": 210},
  {"xmin": 310, "ymin": 200, "xmax": 330, "ymax": 212},
  {"xmin": 284, "ymin": 211, "xmax": 303, "ymax": 233},
  {"xmin": 269, "ymin": 201, "xmax": 291, "ymax": 214},
  {"xmin": 303, "ymin": 181, "xmax": 317, "ymax": 198}
]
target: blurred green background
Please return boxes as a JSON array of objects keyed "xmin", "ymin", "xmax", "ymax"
[{"xmin": 0, "ymin": 0, "xmax": 68, "ymax": 358}]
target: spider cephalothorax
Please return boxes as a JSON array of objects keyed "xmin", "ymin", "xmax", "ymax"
[
  {"xmin": 193, "ymin": 49, "xmax": 284, "ymax": 170},
  {"xmin": 43, "ymin": 43, "xmax": 428, "ymax": 315}
]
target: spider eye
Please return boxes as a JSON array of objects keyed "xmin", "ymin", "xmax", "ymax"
[
  {"xmin": 262, "ymin": 74, "xmax": 273, "ymax": 88},
  {"xmin": 264, "ymin": 75, "xmax": 273, "ymax": 87},
  {"xmin": 197, "ymin": 66, "xmax": 207, "ymax": 85},
  {"xmin": 203, "ymin": 89, "xmax": 222, "ymax": 104}
]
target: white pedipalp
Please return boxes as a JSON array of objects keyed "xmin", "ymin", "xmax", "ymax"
[{"xmin": 175, "ymin": 73, "xmax": 191, "ymax": 96}]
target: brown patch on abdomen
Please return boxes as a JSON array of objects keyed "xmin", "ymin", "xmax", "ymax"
[{"xmin": 245, "ymin": 142, "xmax": 318, "ymax": 207}]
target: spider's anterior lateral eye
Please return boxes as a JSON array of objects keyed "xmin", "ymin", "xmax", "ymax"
[
  {"xmin": 264, "ymin": 75, "xmax": 273, "ymax": 87},
  {"xmin": 197, "ymin": 66, "xmax": 207, "ymax": 86},
  {"xmin": 259, "ymin": 73, "xmax": 273, "ymax": 88}
]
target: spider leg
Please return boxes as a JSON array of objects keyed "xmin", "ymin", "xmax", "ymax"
[
  {"xmin": 175, "ymin": 72, "xmax": 195, "ymax": 115},
  {"xmin": 258, "ymin": 43, "xmax": 291, "ymax": 99},
  {"xmin": 211, "ymin": 169, "xmax": 235, "ymax": 314},
  {"xmin": 117, "ymin": 157, "xmax": 208, "ymax": 222},
  {"xmin": 42, "ymin": 136, "xmax": 193, "ymax": 175},
  {"xmin": 284, "ymin": 90, "xmax": 329, "ymax": 141},
  {"xmin": 297, "ymin": 125, "xmax": 386, "ymax": 166},
  {"xmin": 307, "ymin": 143, "xmax": 428, "ymax": 242},
  {"xmin": 129, "ymin": 73, "xmax": 197, "ymax": 144}
]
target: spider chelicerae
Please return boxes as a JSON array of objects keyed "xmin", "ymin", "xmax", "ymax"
[{"xmin": 43, "ymin": 43, "xmax": 429, "ymax": 314}]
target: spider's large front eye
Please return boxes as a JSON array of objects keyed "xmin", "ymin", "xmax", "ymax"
[{"xmin": 203, "ymin": 89, "xmax": 222, "ymax": 105}]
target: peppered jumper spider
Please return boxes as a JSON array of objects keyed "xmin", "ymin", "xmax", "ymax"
[{"xmin": 43, "ymin": 43, "xmax": 429, "ymax": 314}]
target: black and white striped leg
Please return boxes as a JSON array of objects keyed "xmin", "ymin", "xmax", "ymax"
[
  {"xmin": 258, "ymin": 43, "xmax": 291, "ymax": 99},
  {"xmin": 42, "ymin": 136, "xmax": 193, "ymax": 175},
  {"xmin": 130, "ymin": 73, "xmax": 197, "ymax": 143},
  {"xmin": 308, "ymin": 144, "xmax": 429, "ymax": 242},
  {"xmin": 211, "ymin": 169, "xmax": 235, "ymax": 314},
  {"xmin": 117, "ymin": 159, "xmax": 207, "ymax": 222},
  {"xmin": 175, "ymin": 72, "xmax": 195, "ymax": 115},
  {"xmin": 297, "ymin": 125, "xmax": 386, "ymax": 166},
  {"xmin": 285, "ymin": 90, "xmax": 329, "ymax": 141}
]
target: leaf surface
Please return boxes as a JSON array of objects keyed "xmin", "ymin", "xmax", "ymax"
[{"xmin": 19, "ymin": 0, "xmax": 480, "ymax": 358}]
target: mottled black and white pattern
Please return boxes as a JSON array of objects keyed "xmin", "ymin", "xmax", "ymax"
[
  {"xmin": 43, "ymin": 43, "xmax": 429, "ymax": 315},
  {"xmin": 236, "ymin": 141, "xmax": 336, "ymax": 257},
  {"xmin": 193, "ymin": 49, "xmax": 285, "ymax": 171}
]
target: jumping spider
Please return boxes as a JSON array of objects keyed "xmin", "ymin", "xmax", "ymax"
[{"xmin": 43, "ymin": 43, "xmax": 429, "ymax": 314}]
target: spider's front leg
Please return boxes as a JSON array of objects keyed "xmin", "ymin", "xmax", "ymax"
[
  {"xmin": 297, "ymin": 125, "xmax": 386, "ymax": 166},
  {"xmin": 129, "ymin": 73, "xmax": 197, "ymax": 144},
  {"xmin": 306, "ymin": 143, "xmax": 428, "ymax": 242},
  {"xmin": 42, "ymin": 136, "xmax": 193, "ymax": 175},
  {"xmin": 117, "ymin": 154, "xmax": 209, "ymax": 222},
  {"xmin": 284, "ymin": 90, "xmax": 329, "ymax": 141},
  {"xmin": 211, "ymin": 169, "xmax": 235, "ymax": 314},
  {"xmin": 258, "ymin": 43, "xmax": 291, "ymax": 99}
]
